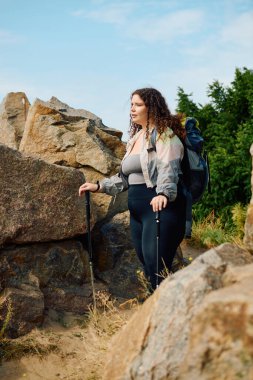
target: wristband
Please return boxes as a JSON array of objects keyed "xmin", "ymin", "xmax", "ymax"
[
  {"xmin": 95, "ymin": 180, "xmax": 100, "ymax": 192},
  {"xmin": 157, "ymin": 192, "xmax": 168, "ymax": 199}
]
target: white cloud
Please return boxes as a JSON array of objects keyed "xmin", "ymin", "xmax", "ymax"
[
  {"xmin": 221, "ymin": 11, "xmax": 253, "ymax": 48},
  {"xmin": 71, "ymin": 4, "xmax": 204, "ymax": 43},
  {"xmin": 177, "ymin": 10, "xmax": 253, "ymax": 80},
  {"xmin": 127, "ymin": 9, "xmax": 204, "ymax": 43},
  {"xmin": 71, "ymin": 3, "xmax": 136, "ymax": 26}
]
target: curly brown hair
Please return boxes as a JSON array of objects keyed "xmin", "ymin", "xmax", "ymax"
[{"xmin": 129, "ymin": 87, "xmax": 185, "ymax": 141}]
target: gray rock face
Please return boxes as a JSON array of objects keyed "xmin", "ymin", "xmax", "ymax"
[
  {"xmin": 103, "ymin": 244, "xmax": 253, "ymax": 380},
  {"xmin": 0, "ymin": 92, "xmax": 30, "ymax": 149},
  {"xmin": 0, "ymin": 144, "xmax": 87, "ymax": 245}
]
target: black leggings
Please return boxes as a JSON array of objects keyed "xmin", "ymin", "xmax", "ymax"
[{"xmin": 128, "ymin": 184, "xmax": 186, "ymax": 289}]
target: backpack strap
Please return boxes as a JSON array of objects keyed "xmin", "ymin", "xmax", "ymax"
[
  {"xmin": 184, "ymin": 191, "xmax": 192, "ymax": 238},
  {"xmin": 150, "ymin": 128, "xmax": 157, "ymax": 152}
]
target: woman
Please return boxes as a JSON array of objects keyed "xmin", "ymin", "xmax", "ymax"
[{"xmin": 79, "ymin": 88, "xmax": 186, "ymax": 290}]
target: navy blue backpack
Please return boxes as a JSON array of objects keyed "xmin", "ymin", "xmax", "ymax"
[{"xmin": 151, "ymin": 117, "xmax": 210, "ymax": 238}]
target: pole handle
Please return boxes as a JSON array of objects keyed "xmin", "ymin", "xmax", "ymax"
[{"xmin": 85, "ymin": 191, "xmax": 91, "ymax": 220}]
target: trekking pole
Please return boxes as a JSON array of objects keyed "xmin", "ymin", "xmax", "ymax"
[
  {"xmin": 155, "ymin": 211, "xmax": 160, "ymax": 289},
  {"xmin": 85, "ymin": 191, "xmax": 97, "ymax": 310}
]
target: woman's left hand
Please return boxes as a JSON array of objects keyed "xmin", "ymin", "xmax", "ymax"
[{"xmin": 150, "ymin": 195, "xmax": 168, "ymax": 212}]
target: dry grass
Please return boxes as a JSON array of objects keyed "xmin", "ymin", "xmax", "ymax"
[
  {"xmin": 136, "ymin": 253, "xmax": 193, "ymax": 296},
  {"xmin": 0, "ymin": 335, "xmax": 58, "ymax": 362},
  {"xmin": 136, "ymin": 270, "xmax": 153, "ymax": 299},
  {"xmin": 0, "ymin": 300, "xmax": 12, "ymax": 340},
  {"xmin": 86, "ymin": 290, "xmax": 133, "ymax": 337},
  {"xmin": 0, "ymin": 290, "xmax": 138, "ymax": 380},
  {"xmin": 0, "ymin": 299, "xmax": 58, "ymax": 363},
  {"xmin": 65, "ymin": 290, "xmax": 138, "ymax": 380}
]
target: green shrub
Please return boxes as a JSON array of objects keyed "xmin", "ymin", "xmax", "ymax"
[{"xmin": 177, "ymin": 67, "xmax": 253, "ymax": 224}]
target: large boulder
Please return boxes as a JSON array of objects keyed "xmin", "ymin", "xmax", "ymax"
[
  {"xmin": 19, "ymin": 97, "xmax": 125, "ymax": 171},
  {"xmin": 19, "ymin": 96, "xmax": 127, "ymax": 221},
  {"xmin": 179, "ymin": 263, "xmax": 253, "ymax": 380},
  {"xmin": 103, "ymin": 244, "xmax": 253, "ymax": 380},
  {"xmin": 0, "ymin": 144, "xmax": 87, "ymax": 245},
  {"xmin": 0, "ymin": 92, "xmax": 30, "ymax": 149},
  {"xmin": 244, "ymin": 143, "xmax": 253, "ymax": 253}
]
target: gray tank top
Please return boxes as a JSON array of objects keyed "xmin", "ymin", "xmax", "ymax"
[{"xmin": 121, "ymin": 154, "xmax": 145, "ymax": 185}]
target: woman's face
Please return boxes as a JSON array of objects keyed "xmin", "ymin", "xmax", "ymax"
[{"xmin": 131, "ymin": 94, "xmax": 148, "ymax": 127}]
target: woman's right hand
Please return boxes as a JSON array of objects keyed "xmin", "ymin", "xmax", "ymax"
[{"xmin": 79, "ymin": 182, "xmax": 99, "ymax": 196}]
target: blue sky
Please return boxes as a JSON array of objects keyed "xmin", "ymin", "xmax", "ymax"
[{"xmin": 1, "ymin": 0, "xmax": 253, "ymax": 140}]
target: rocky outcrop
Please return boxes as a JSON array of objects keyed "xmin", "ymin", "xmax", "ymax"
[
  {"xmin": 0, "ymin": 93, "xmax": 131, "ymax": 339},
  {"xmin": 0, "ymin": 92, "xmax": 30, "ymax": 149},
  {"xmin": 19, "ymin": 97, "xmax": 127, "ymax": 221},
  {"xmin": 0, "ymin": 94, "xmax": 131, "ymax": 338},
  {"xmin": 0, "ymin": 240, "xmax": 97, "ymax": 337},
  {"xmin": 244, "ymin": 143, "xmax": 253, "ymax": 253},
  {"xmin": 0, "ymin": 144, "xmax": 87, "ymax": 246},
  {"xmin": 103, "ymin": 244, "xmax": 253, "ymax": 380}
]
